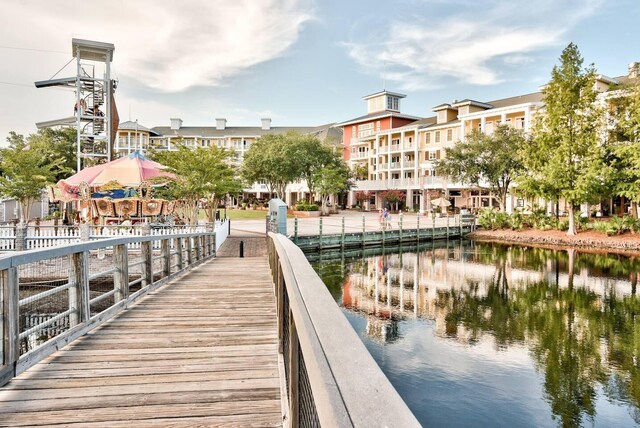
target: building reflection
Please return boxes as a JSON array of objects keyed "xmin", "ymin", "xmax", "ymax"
[{"xmin": 342, "ymin": 242, "xmax": 639, "ymax": 343}]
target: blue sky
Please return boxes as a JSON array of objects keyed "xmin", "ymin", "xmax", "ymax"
[{"xmin": 0, "ymin": 0, "xmax": 638, "ymax": 141}]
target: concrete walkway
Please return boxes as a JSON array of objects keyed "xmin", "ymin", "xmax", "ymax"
[{"xmin": 229, "ymin": 210, "xmax": 462, "ymax": 237}]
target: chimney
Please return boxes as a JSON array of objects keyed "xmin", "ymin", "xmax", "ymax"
[
  {"xmin": 261, "ymin": 118, "xmax": 271, "ymax": 130},
  {"xmin": 629, "ymin": 62, "xmax": 640, "ymax": 79},
  {"xmin": 170, "ymin": 118, "xmax": 182, "ymax": 130},
  {"xmin": 216, "ymin": 118, "xmax": 227, "ymax": 130}
]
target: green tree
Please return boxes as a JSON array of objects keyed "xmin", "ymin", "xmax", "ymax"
[
  {"xmin": 0, "ymin": 141, "xmax": 60, "ymax": 223},
  {"xmin": 290, "ymin": 133, "xmax": 336, "ymax": 201},
  {"xmin": 610, "ymin": 80, "xmax": 640, "ymax": 218},
  {"xmin": 524, "ymin": 43, "xmax": 610, "ymax": 235},
  {"xmin": 314, "ymin": 160, "xmax": 354, "ymax": 214},
  {"xmin": 27, "ymin": 128, "xmax": 77, "ymax": 181},
  {"xmin": 353, "ymin": 163, "xmax": 369, "ymax": 180},
  {"xmin": 150, "ymin": 144, "xmax": 241, "ymax": 225},
  {"xmin": 241, "ymin": 133, "xmax": 300, "ymax": 199},
  {"xmin": 437, "ymin": 124, "xmax": 525, "ymax": 211}
]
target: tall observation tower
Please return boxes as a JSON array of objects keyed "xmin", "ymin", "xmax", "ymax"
[{"xmin": 35, "ymin": 39, "xmax": 118, "ymax": 172}]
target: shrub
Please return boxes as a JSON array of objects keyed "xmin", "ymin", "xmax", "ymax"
[
  {"xmin": 591, "ymin": 220, "xmax": 610, "ymax": 235},
  {"xmin": 494, "ymin": 212, "xmax": 510, "ymax": 230},
  {"xmin": 478, "ymin": 209, "xmax": 497, "ymax": 229},
  {"xmin": 295, "ymin": 201, "xmax": 319, "ymax": 211},
  {"xmin": 608, "ymin": 216, "xmax": 628, "ymax": 236},
  {"xmin": 508, "ymin": 212, "xmax": 524, "ymax": 230},
  {"xmin": 526, "ymin": 209, "xmax": 557, "ymax": 230}
]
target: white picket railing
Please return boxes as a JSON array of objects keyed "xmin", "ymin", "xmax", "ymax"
[{"xmin": 0, "ymin": 220, "xmax": 230, "ymax": 252}]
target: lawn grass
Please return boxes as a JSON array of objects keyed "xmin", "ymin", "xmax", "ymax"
[{"xmin": 221, "ymin": 209, "xmax": 269, "ymax": 220}]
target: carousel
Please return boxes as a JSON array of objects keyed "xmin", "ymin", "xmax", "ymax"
[{"xmin": 49, "ymin": 151, "xmax": 178, "ymax": 225}]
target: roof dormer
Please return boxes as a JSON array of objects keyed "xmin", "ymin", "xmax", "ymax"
[
  {"xmin": 451, "ymin": 99, "xmax": 493, "ymax": 116},
  {"xmin": 432, "ymin": 103, "xmax": 458, "ymax": 124},
  {"xmin": 363, "ymin": 90, "xmax": 406, "ymax": 114}
]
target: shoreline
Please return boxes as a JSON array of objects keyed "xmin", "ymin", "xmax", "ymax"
[{"xmin": 468, "ymin": 229, "xmax": 640, "ymax": 256}]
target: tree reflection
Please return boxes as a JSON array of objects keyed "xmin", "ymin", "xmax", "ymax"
[{"xmin": 438, "ymin": 247, "xmax": 640, "ymax": 427}]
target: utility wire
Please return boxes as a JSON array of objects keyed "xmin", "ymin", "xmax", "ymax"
[
  {"xmin": 0, "ymin": 81, "xmax": 69, "ymax": 91},
  {"xmin": 0, "ymin": 45, "xmax": 67, "ymax": 54},
  {"xmin": 0, "ymin": 81, "xmax": 32, "ymax": 88}
]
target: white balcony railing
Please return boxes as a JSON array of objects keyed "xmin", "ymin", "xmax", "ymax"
[
  {"xmin": 405, "ymin": 161, "xmax": 416, "ymax": 168},
  {"xmin": 353, "ymin": 176, "xmax": 466, "ymax": 191},
  {"xmin": 352, "ymin": 151, "xmax": 369, "ymax": 160},
  {"xmin": 390, "ymin": 144, "xmax": 401, "ymax": 152}
]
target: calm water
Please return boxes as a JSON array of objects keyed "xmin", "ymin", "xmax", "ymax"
[{"xmin": 310, "ymin": 241, "xmax": 640, "ymax": 427}]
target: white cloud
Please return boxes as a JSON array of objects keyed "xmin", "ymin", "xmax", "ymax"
[
  {"xmin": 345, "ymin": 0, "xmax": 603, "ymax": 90},
  {"xmin": 0, "ymin": 0, "xmax": 313, "ymax": 92}
]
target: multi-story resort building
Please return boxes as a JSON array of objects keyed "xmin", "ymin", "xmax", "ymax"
[
  {"xmin": 338, "ymin": 89, "xmax": 541, "ymax": 212},
  {"xmin": 113, "ymin": 118, "xmax": 341, "ymax": 205},
  {"xmin": 340, "ymin": 62, "xmax": 640, "ymax": 214}
]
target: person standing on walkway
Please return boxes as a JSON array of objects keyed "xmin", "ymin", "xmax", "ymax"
[
  {"xmin": 378, "ymin": 208, "xmax": 384, "ymax": 229},
  {"xmin": 383, "ymin": 208, "xmax": 393, "ymax": 229}
]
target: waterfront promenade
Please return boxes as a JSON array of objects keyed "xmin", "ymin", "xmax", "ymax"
[{"xmin": 231, "ymin": 210, "xmax": 462, "ymax": 237}]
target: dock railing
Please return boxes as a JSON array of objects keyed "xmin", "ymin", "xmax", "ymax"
[
  {"xmin": 267, "ymin": 232, "xmax": 420, "ymax": 427},
  {"xmin": 0, "ymin": 230, "xmax": 216, "ymax": 387}
]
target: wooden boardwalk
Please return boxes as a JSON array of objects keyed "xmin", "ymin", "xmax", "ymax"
[{"xmin": 0, "ymin": 250, "xmax": 283, "ymax": 427}]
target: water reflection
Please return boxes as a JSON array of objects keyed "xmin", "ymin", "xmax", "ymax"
[{"xmin": 312, "ymin": 241, "xmax": 640, "ymax": 427}]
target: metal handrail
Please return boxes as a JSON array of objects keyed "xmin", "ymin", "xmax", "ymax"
[
  {"xmin": 267, "ymin": 232, "xmax": 419, "ymax": 427},
  {"xmin": 0, "ymin": 230, "xmax": 217, "ymax": 387}
]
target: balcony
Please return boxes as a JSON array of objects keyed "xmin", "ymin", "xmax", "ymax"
[
  {"xmin": 405, "ymin": 161, "xmax": 416, "ymax": 168},
  {"xmin": 353, "ymin": 176, "xmax": 468, "ymax": 191},
  {"xmin": 389, "ymin": 162, "xmax": 401, "ymax": 169},
  {"xmin": 354, "ymin": 177, "xmax": 421, "ymax": 190},
  {"xmin": 351, "ymin": 151, "xmax": 370, "ymax": 160},
  {"xmin": 389, "ymin": 143, "xmax": 401, "ymax": 152},
  {"xmin": 378, "ymin": 163, "xmax": 388, "ymax": 170},
  {"xmin": 403, "ymin": 143, "xmax": 415, "ymax": 150}
]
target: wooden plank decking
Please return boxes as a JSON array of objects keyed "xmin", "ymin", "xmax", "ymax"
[{"xmin": 0, "ymin": 253, "xmax": 283, "ymax": 427}]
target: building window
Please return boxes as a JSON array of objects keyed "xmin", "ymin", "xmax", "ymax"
[
  {"xmin": 446, "ymin": 129, "xmax": 452, "ymax": 141},
  {"xmin": 425, "ymin": 133, "xmax": 430, "ymax": 144},
  {"xmin": 428, "ymin": 151, "xmax": 437, "ymax": 160},
  {"xmin": 352, "ymin": 125, "xmax": 356, "ymax": 137},
  {"xmin": 387, "ymin": 96, "xmax": 399, "ymax": 111},
  {"xmin": 435, "ymin": 131, "xmax": 441, "ymax": 143},
  {"xmin": 376, "ymin": 121, "xmax": 381, "ymax": 131},
  {"xmin": 516, "ymin": 117, "xmax": 525, "ymax": 129}
]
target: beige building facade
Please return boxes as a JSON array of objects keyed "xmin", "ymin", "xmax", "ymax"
[{"xmin": 344, "ymin": 61, "xmax": 640, "ymax": 214}]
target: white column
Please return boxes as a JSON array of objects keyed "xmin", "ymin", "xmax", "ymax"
[
  {"xmin": 480, "ymin": 116, "xmax": 486, "ymax": 133},
  {"xmin": 501, "ymin": 112, "xmax": 507, "ymax": 124},
  {"xmin": 414, "ymin": 130, "xmax": 419, "ymax": 179},
  {"xmin": 375, "ymin": 135, "xmax": 380, "ymax": 180},
  {"xmin": 127, "ymin": 132, "xmax": 131, "ymax": 154},
  {"xmin": 400, "ymin": 131, "xmax": 405, "ymax": 177},
  {"xmin": 460, "ymin": 120, "xmax": 465, "ymax": 142},
  {"xmin": 524, "ymin": 107, "xmax": 531, "ymax": 132}
]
